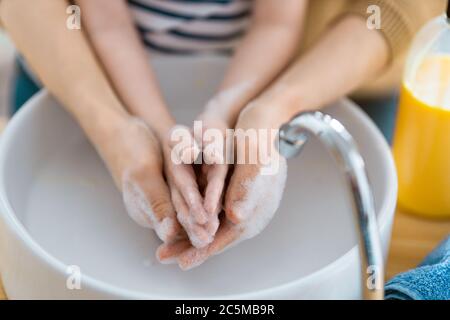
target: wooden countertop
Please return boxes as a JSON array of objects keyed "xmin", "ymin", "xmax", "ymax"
[
  {"xmin": 1, "ymin": 208, "xmax": 448, "ymax": 300},
  {"xmin": 385, "ymin": 209, "xmax": 450, "ymax": 279}
]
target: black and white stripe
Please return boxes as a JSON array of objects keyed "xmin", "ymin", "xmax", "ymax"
[{"xmin": 128, "ymin": 0, "xmax": 252, "ymax": 54}]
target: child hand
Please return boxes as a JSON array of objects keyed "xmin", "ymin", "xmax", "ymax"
[
  {"xmin": 195, "ymin": 114, "xmax": 229, "ymax": 222},
  {"xmin": 157, "ymin": 104, "xmax": 288, "ymax": 269},
  {"xmin": 163, "ymin": 107, "xmax": 233, "ymax": 249},
  {"xmin": 163, "ymin": 125, "xmax": 218, "ymax": 248}
]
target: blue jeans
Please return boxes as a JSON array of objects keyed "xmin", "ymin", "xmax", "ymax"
[
  {"xmin": 352, "ymin": 95, "xmax": 399, "ymax": 144},
  {"xmin": 10, "ymin": 60, "xmax": 40, "ymax": 115}
]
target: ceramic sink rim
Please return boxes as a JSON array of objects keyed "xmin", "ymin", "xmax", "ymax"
[{"xmin": 0, "ymin": 90, "xmax": 397, "ymax": 299}]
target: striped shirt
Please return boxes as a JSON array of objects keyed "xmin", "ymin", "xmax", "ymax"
[
  {"xmin": 18, "ymin": 0, "xmax": 253, "ymax": 86},
  {"xmin": 128, "ymin": 0, "xmax": 253, "ymax": 54}
]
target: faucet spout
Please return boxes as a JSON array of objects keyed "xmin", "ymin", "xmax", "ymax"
[{"xmin": 278, "ymin": 111, "xmax": 384, "ymax": 300}]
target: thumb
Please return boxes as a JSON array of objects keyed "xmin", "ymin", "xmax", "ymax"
[
  {"xmin": 122, "ymin": 168, "xmax": 181, "ymax": 243},
  {"xmin": 224, "ymin": 164, "xmax": 260, "ymax": 224},
  {"xmin": 224, "ymin": 159, "xmax": 288, "ymax": 230}
]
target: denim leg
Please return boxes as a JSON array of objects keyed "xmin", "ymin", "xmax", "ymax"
[
  {"xmin": 353, "ymin": 94, "xmax": 399, "ymax": 144},
  {"xmin": 10, "ymin": 59, "xmax": 40, "ymax": 116}
]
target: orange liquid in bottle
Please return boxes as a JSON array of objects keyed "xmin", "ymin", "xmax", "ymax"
[{"xmin": 393, "ymin": 55, "xmax": 450, "ymax": 218}]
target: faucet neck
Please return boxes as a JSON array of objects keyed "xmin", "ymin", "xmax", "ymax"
[{"xmin": 278, "ymin": 111, "xmax": 385, "ymax": 300}]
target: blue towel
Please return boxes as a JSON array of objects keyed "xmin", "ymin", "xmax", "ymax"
[{"xmin": 385, "ymin": 235, "xmax": 450, "ymax": 300}]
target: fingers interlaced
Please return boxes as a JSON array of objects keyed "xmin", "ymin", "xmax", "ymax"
[
  {"xmin": 157, "ymin": 154, "xmax": 288, "ymax": 270},
  {"xmin": 161, "ymin": 119, "xmax": 291, "ymax": 269},
  {"xmin": 171, "ymin": 185, "xmax": 213, "ymax": 248},
  {"xmin": 119, "ymin": 112, "xmax": 288, "ymax": 270},
  {"xmin": 157, "ymin": 218, "xmax": 240, "ymax": 270},
  {"xmin": 195, "ymin": 120, "xmax": 229, "ymax": 227},
  {"xmin": 203, "ymin": 165, "xmax": 227, "ymax": 216},
  {"xmin": 165, "ymin": 122, "xmax": 228, "ymax": 249}
]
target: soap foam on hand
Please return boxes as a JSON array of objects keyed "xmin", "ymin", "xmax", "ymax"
[
  {"xmin": 156, "ymin": 157, "xmax": 288, "ymax": 270},
  {"xmin": 122, "ymin": 173, "xmax": 178, "ymax": 243},
  {"xmin": 168, "ymin": 182, "xmax": 217, "ymax": 249},
  {"xmin": 232, "ymin": 158, "xmax": 288, "ymax": 241},
  {"xmin": 203, "ymin": 80, "xmax": 256, "ymax": 117},
  {"xmin": 190, "ymin": 158, "xmax": 288, "ymax": 269}
]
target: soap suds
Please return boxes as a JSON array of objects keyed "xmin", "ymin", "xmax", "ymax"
[
  {"xmin": 172, "ymin": 159, "xmax": 288, "ymax": 270},
  {"xmin": 232, "ymin": 158, "xmax": 287, "ymax": 241},
  {"xmin": 204, "ymin": 80, "xmax": 256, "ymax": 117},
  {"xmin": 156, "ymin": 240, "xmax": 191, "ymax": 265},
  {"xmin": 178, "ymin": 247, "xmax": 209, "ymax": 271},
  {"xmin": 177, "ymin": 210, "xmax": 213, "ymax": 248},
  {"xmin": 171, "ymin": 188, "xmax": 214, "ymax": 249},
  {"xmin": 156, "ymin": 245, "xmax": 178, "ymax": 265},
  {"xmin": 122, "ymin": 176, "xmax": 154, "ymax": 229},
  {"xmin": 122, "ymin": 173, "xmax": 176, "ymax": 243},
  {"xmin": 155, "ymin": 217, "xmax": 178, "ymax": 243},
  {"xmin": 206, "ymin": 214, "xmax": 220, "ymax": 235}
]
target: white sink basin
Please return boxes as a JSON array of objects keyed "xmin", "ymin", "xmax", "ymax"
[{"xmin": 0, "ymin": 56, "xmax": 397, "ymax": 299}]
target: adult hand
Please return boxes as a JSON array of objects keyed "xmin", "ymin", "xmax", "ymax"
[
  {"xmin": 157, "ymin": 103, "xmax": 288, "ymax": 269},
  {"xmin": 99, "ymin": 116, "xmax": 182, "ymax": 244}
]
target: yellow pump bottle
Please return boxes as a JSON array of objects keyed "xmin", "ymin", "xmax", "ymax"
[{"xmin": 393, "ymin": 2, "xmax": 450, "ymax": 218}]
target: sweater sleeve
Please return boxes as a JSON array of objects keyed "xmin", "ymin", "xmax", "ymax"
[{"xmin": 344, "ymin": 0, "xmax": 447, "ymax": 64}]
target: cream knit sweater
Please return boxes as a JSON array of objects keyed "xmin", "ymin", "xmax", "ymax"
[{"xmin": 298, "ymin": 0, "xmax": 447, "ymax": 97}]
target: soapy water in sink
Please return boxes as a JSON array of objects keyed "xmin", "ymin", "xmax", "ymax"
[{"xmin": 21, "ymin": 133, "xmax": 356, "ymax": 297}]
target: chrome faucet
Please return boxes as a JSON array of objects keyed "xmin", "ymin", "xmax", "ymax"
[{"xmin": 277, "ymin": 111, "xmax": 384, "ymax": 300}]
